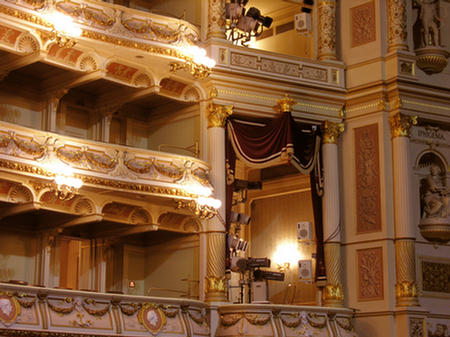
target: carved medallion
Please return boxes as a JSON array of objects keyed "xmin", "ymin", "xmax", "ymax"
[
  {"xmin": 0, "ymin": 294, "xmax": 20, "ymax": 326},
  {"xmin": 137, "ymin": 304, "xmax": 166, "ymax": 335}
]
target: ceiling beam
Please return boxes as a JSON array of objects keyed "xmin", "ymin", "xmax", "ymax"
[
  {"xmin": 0, "ymin": 202, "xmax": 41, "ymax": 220},
  {"xmin": 43, "ymin": 70, "xmax": 105, "ymax": 96},
  {"xmin": 0, "ymin": 51, "xmax": 44, "ymax": 78},
  {"xmin": 93, "ymin": 224, "xmax": 158, "ymax": 239},
  {"xmin": 57, "ymin": 214, "xmax": 103, "ymax": 230}
]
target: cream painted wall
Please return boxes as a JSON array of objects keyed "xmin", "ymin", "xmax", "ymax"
[
  {"xmin": 145, "ymin": 236, "xmax": 199, "ymax": 299},
  {"xmin": 135, "ymin": 0, "xmax": 202, "ymax": 27},
  {"xmin": 148, "ymin": 115, "xmax": 200, "ymax": 157},
  {"xmin": 0, "ymin": 232, "xmax": 36, "ymax": 284},
  {"xmin": 0, "ymin": 91, "xmax": 41, "ymax": 129},
  {"xmin": 249, "ymin": 187, "xmax": 317, "ymax": 305},
  {"xmin": 252, "ymin": 8, "xmax": 314, "ymax": 59}
]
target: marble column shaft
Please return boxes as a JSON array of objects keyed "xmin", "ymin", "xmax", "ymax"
[
  {"xmin": 318, "ymin": 0, "xmax": 337, "ymax": 61},
  {"xmin": 204, "ymin": 104, "xmax": 231, "ymax": 302},
  {"xmin": 321, "ymin": 121, "xmax": 344, "ymax": 307},
  {"xmin": 390, "ymin": 113, "xmax": 418, "ymax": 307}
]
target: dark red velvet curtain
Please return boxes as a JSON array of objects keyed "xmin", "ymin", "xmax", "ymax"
[{"xmin": 227, "ymin": 111, "xmax": 320, "ymax": 172}]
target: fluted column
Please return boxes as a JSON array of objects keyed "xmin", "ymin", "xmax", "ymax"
[
  {"xmin": 207, "ymin": 0, "xmax": 226, "ymax": 40},
  {"xmin": 318, "ymin": 0, "xmax": 337, "ymax": 61},
  {"xmin": 322, "ymin": 121, "xmax": 344, "ymax": 307},
  {"xmin": 389, "ymin": 112, "xmax": 418, "ymax": 307},
  {"xmin": 387, "ymin": 0, "xmax": 408, "ymax": 52},
  {"xmin": 205, "ymin": 102, "xmax": 232, "ymax": 302}
]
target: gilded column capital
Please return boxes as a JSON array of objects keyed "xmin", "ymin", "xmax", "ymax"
[
  {"xmin": 389, "ymin": 113, "xmax": 418, "ymax": 138},
  {"xmin": 205, "ymin": 275, "xmax": 227, "ymax": 296},
  {"xmin": 208, "ymin": 104, "xmax": 233, "ymax": 128},
  {"xmin": 395, "ymin": 239, "xmax": 419, "ymax": 306},
  {"xmin": 322, "ymin": 284, "xmax": 344, "ymax": 305},
  {"xmin": 322, "ymin": 120, "xmax": 344, "ymax": 144},
  {"xmin": 277, "ymin": 94, "xmax": 296, "ymax": 113},
  {"xmin": 318, "ymin": 0, "xmax": 337, "ymax": 61}
]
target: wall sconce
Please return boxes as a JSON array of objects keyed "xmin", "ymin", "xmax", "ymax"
[
  {"xmin": 170, "ymin": 46, "xmax": 216, "ymax": 79},
  {"xmin": 226, "ymin": 0, "xmax": 273, "ymax": 46},
  {"xmin": 54, "ymin": 174, "xmax": 83, "ymax": 200},
  {"xmin": 41, "ymin": 11, "xmax": 82, "ymax": 48}
]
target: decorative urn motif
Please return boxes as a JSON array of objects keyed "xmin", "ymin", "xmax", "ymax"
[{"xmin": 415, "ymin": 47, "xmax": 449, "ymax": 75}]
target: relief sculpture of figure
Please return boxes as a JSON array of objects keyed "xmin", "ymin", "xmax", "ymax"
[
  {"xmin": 421, "ymin": 165, "xmax": 449, "ymax": 218},
  {"xmin": 416, "ymin": 0, "xmax": 441, "ymax": 47}
]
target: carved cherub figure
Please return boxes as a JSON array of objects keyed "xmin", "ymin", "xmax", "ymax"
[{"xmin": 416, "ymin": 0, "xmax": 441, "ymax": 47}]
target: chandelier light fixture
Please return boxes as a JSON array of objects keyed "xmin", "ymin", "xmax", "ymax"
[
  {"xmin": 170, "ymin": 45, "xmax": 216, "ymax": 79},
  {"xmin": 41, "ymin": 11, "xmax": 82, "ymax": 48}
]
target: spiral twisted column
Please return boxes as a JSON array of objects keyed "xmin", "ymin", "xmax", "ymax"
[
  {"xmin": 387, "ymin": 0, "xmax": 408, "ymax": 52},
  {"xmin": 318, "ymin": 1, "xmax": 337, "ymax": 61},
  {"xmin": 204, "ymin": 103, "xmax": 232, "ymax": 302},
  {"xmin": 389, "ymin": 113, "xmax": 419, "ymax": 307},
  {"xmin": 322, "ymin": 121, "xmax": 344, "ymax": 307},
  {"xmin": 207, "ymin": 0, "xmax": 226, "ymax": 40}
]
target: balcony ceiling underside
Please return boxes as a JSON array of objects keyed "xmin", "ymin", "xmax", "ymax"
[{"xmin": 0, "ymin": 196, "xmax": 201, "ymax": 243}]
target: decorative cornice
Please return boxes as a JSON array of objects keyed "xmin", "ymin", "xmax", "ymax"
[
  {"xmin": 322, "ymin": 120, "xmax": 344, "ymax": 144},
  {"xmin": 207, "ymin": 104, "xmax": 233, "ymax": 128},
  {"xmin": 389, "ymin": 113, "xmax": 418, "ymax": 138}
]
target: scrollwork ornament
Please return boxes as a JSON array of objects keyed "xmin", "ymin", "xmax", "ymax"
[
  {"xmin": 188, "ymin": 310, "xmax": 208, "ymax": 326},
  {"xmin": 119, "ymin": 302, "xmax": 142, "ymax": 316},
  {"xmin": 389, "ymin": 113, "xmax": 418, "ymax": 138},
  {"xmin": 13, "ymin": 294, "xmax": 36, "ymax": 308},
  {"xmin": 396, "ymin": 280, "xmax": 418, "ymax": 298},
  {"xmin": 245, "ymin": 314, "xmax": 271, "ymax": 326},
  {"xmin": 318, "ymin": 0, "xmax": 337, "ymax": 60},
  {"xmin": 322, "ymin": 120, "xmax": 344, "ymax": 144},
  {"xmin": 220, "ymin": 313, "xmax": 243, "ymax": 327},
  {"xmin": 205, "ymin": 275, "xmax": 227, "ymax": 294},
  {"xmin": 82, "ymin": 299, "xmax": 110, "ymax": 317},
  {"xmin": 322, "ymin": 284, "xmax": 344, "ymax": 303},
  {"xmin": 336, "ymin": 317, "xmax": 354, "ymax": 332},
  {"xmin": 208, "ymin": 104, "xmax": 233, "ymax": 128},
  {"xmin": 277, "ymin": 94, "xmax": 296, "ymax": 113},
  {"xmin": 47, "ymin": 297, "xmax": 75, "ymax": 315},
  {"xmin": 387, "ymin": 0, "xmax": 408, "ymax": 51}
]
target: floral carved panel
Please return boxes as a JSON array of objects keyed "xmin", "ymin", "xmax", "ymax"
[
  {"xmin": 351, "ymin": 1, "xmax": 376, "ymax": 47},
  {"xmin": 357, "ymin": 247, "xmax": 384, "ymax": 301},
  {"xmin": 354, "ymin": 124, "xmax": 382, "ymax": 233}
]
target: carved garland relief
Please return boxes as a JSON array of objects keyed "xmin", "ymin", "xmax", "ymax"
[
  {"xmin": 351, "ymin": 1, "xmax": 376, "ymax": 47},
  {"xmin": 354, "ymin": 124, "xmax": 382, "ymax": 233},
  {"xmin": 357, "ymin": 247, "xmax": 384, "ymax": 301}
]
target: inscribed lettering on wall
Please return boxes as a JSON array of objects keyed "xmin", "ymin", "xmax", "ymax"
[
  {"xmin": 351, "ymin": 1, "xmax": 376, "ymax": 47},
  {"xmin": 357, "ymin": 247, "xmax": 384, "ymax": 300},
  {"xmin": 354, "ymin": 124, "xmax": 382, "ymax": 233}
]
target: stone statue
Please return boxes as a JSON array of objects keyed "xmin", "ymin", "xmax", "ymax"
[
  {"xmin": 416, "ymin": 0, "xmax": 441, "ymax": 47},
  {"xmin": 421, "ymin": 165, "xmax": 448, "ymax": 219}
]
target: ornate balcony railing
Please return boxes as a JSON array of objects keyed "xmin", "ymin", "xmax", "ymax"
[
  {"xmin": 0, "ymin": 283, "xmax": 210, "ymax": 337},
  {"xmin": 216, "ymin": 304, "xmax": 358, "ymax": 337},
  {"xmin": 0, "ymin": 121, "xmax": 217, "ymax": 220}
]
